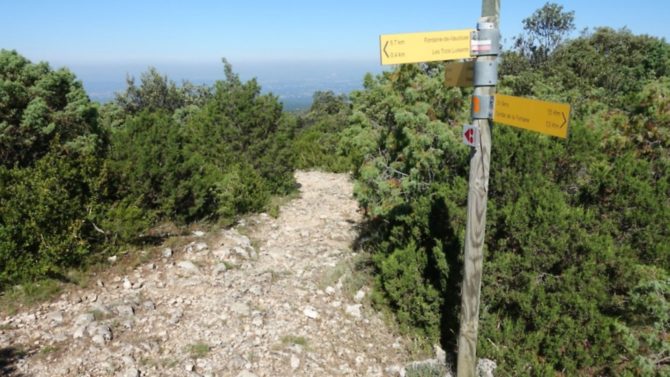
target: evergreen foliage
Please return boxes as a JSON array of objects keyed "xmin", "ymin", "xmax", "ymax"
[
  {"xmin": 0, "ymin": 49, "xmax": 106, "ymax": 289},
  {"xmin": 513, "ymin": 2, "xmax": 575, "ymax": 66},
  {"xmin": 345, "ymin": 13, "xmax": 670, "ymax": 375},
  {"xmin": 293, "ymin": 90, "xmax": 353, "ymax": 172},
  {"xmin": 0, "ymin": 53, "xmax": 296, "ymax": 290},
  {"xmin": 0, "ymin": 49, "xmax": 103, "ymax": 167},
  {"xmin": 1, "ymin": 8, "xmax": 669, "ymax": 374},
  {"xmin": 0, "ymin": 149, "xmax": 103, "ymax": 286},
  {"xmin": 105, "ymin": 59, "xmax": 296, "ymax": 226},
  {"xmin": 114, "ymin": 67, "xmax": 211, "ymax": 115}
]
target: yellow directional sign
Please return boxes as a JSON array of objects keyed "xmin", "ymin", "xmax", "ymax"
[
  {"xmin": 493, "ymin": 94, "xmax": 571, "ymax": 138},
  {"xmin": 380, "ymin": 29, "xmax": 474, "ymax": 65},
  {"xmin": 444, "ymin": 61, "xmax": 474, "ymax": 87}
]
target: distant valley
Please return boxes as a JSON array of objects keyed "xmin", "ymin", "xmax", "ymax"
[{"xmin": 67, "ymin": 60, "xmax": 383, "ymax": 111}]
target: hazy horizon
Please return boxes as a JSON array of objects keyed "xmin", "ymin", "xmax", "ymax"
[
  {"xmin": 6, "ymin": 1, "xmax": 670, "ymax": 110},
  {"xmin": 51, "ymin": 59, "xmax": 384, "ymax": 110}
]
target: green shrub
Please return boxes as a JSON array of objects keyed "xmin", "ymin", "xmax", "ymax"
[
  {"xmin": 293, "ymin": 126, "xmax": 351, "ymax": 172},
  {"xmin": 0, "ymin": 54, "xmax": 298, "ymax": 291},
  {"xmin": 215, "ymin": 163, "xmax": 270, "ymax": 220},
  {"xmin": 345, "ymin": 28, "xmax": 670, "ymax": 374},
  {"xmin": 0, "ymin": 149, "xmax": 103, "ymax": 289},
  {"xmin": 106, "ymin": 59, "xmax": 295, "ymax": 225},
  {"xmin": 186, "ymin": 59, "xmax": 296, "ymax": 195},
  {"xmin": 0, "ymin": 49, "xmax": 102, "ymax": 168},
  {"xmin": 293, "ymin": 91, "xmax": 353, "ymax": 172}
]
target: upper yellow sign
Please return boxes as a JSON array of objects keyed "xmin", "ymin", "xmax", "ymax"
[
  {"xmin": 380, "ymin": 29, "xmax": 474, "ymax": 65},
  {"xmin": 493, "ymin": 94, "xmax": 571, "ymax": 138}
]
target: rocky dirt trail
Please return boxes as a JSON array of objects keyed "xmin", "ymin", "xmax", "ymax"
[{"xmin": 0, "ymin": 171, "xmax": 412, "ymax": 377}]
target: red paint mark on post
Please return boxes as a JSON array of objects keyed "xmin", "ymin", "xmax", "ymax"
[{"xmin": 463, "ymin": 125, "xmax": 479, "ymax": 147}]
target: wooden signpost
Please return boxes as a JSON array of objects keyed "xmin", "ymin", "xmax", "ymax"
[{"xmin": 379, "ymin": 1, "xmax": 570, "ymax": 376}]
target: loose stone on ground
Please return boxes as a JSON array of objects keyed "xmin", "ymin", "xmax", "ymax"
[{"xmin": 1, "ymin": 171, "xmax": 410, "ymax": 377}]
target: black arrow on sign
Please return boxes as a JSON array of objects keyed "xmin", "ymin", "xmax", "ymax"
[
  {"xmin": 561, "ymin": 112, "xmax": 567, "ymax": 128},
  {"xmin": 383, "ymin": 41, "xmax": 390, "ymax": 58}
]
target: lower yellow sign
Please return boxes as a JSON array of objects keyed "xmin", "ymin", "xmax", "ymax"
[
  {"xmin": 493, "ymin": 94, "xmax": 571, "ymax": 138},
  {"xmin": 380, "ymin": 29, "xmax": 473, "ymax": 65},
  {"xmin": 444, "ymin": 61, "xmax": 474, "ymax": 87}
]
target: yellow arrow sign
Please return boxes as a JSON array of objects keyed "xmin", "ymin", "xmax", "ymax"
[
  {"xmin": 380, "ymin": 29, "xmax": 474, "ymax": 65},
  {"xmin": 444, "ymin": 61, "xmax": 474, "ymax": 87},
  {"xmin": 493, "ymin": 94, "xmax": 571, "ymax": 138}
]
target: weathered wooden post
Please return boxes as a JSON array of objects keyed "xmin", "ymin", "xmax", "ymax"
[{"xmin": 456, "ymin": 1, "xmax": 500, "ymax": 376}]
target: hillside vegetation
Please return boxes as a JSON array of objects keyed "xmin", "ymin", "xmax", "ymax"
[
  {"xmin": 0, "ymin": 53, "xmax": 295, "ymax": 289},
  {"xmin": 0, "ymin": 3, "xmax": 668, "ymax": 375},
  {"xmin": 341, "ymin": 4, "xmax": 670, "ymax": 376}
]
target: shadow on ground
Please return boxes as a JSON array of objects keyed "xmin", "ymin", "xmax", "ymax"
[
  {"xmin": 351, "ymin": 196, "xmax": 465, "ymax": 365},
  {"xmin": 0, "ymin": 347, "xmax": 26, "ymax": 377}
]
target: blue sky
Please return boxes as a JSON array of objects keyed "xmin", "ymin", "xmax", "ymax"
[
  {"xmin": 1, "ymin": 0, "xmax": 668, "ymax": 66},
  {"xmin": 1, "ymin": 0, "xmax": 668, "ymax": 106}
]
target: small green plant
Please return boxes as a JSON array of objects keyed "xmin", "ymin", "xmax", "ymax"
[
  {"xmin": 267, "ymin": 191, "xmax": 300, "ymax": 218},
  {"xmin": 187, "ymin": 342, "xmax": 210, "ymax": 359},
  {"xmin": 267, "ymin": 269, "xmax": 291, "ymax": 284},
  {"xmin": 246, "ymin": 351, "xmax": 259, "ymax": 363},
  {"xmin": 0, "ymin": 279, "xmax": 62, "ymax": 314},
  {"xmin": 66, "ymin": 269, "xmax": 90, "ymax": 288},
  {"xmin": 318, "ymin": 253, "xmax": 372, "ymax": 297},
  {"xmin": 161, "ymin": 358, "xmax": 179, "ymax": 368},
  {"xmin": 318, "ymin": 259, "xmax": 350, "ymax": 290},
  {"xmin": 281, "ymin": 335, "xmax": 308, "ymax": 348},
  {"xmin": 267, "ymin": 204, "xmax": 280, "ymax": 218},
  {"xmin": 38, "ymin": 345, "xmax": 60, "ymax": 356},
  {"xmin": 90, "ymin": 309, "xmax": 112, "ymax": 321},
  {"xmin": 223, "ymin": 261, "xmax": 238, "ymax": 270}
]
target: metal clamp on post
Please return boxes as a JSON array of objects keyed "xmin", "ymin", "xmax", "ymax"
[
  {"xmin": 471, "ymin": 95, "xmax": 494, "ymax": 119},
  {"xmin": 473, "ymin": 60, "xmax": 497, "ymax": 86},
  {"xmin": 470, "ymin": 21, "xmax": 500, "ymax": 56}
]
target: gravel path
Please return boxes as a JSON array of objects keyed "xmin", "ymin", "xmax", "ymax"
[{"xmin": 1, "ymin": 171, "xmax": 409, "ymax": 377}]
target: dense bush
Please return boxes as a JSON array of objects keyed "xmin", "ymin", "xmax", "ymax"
[
  {"xmin": 103, "ymin": 60, "xmax": 296, "ymax": 228},
  {"xmin": 345, "ymin": 16, "xmax": 670, "ymax": 376},
  {"xmin": 0, "ymin": 53, "xmax": 297, "ymax": 290},
  {"xmin": 0, "ymin": 149, "xmax": 104, "ymax": 287},
  {"xmin": 190, "ymin": 61, "xmax": 296, "ymax": 194},
  {"xmin": 0, "ymin": 50, "xmax": 107, "ymax": 288},
  {"xmin": 107, "ymin": 111, "xmax": 224, "ymax": 223},
  {"xmin": 114, "ymin": 67, "xmax": 211, "ymax": 115},
  {"xmin": 342, "ymin": 62, "xmax": 471, "ymax": 345},
  {"xmin": 292, "ymin": 90, "xmax": 353, "ymax": 172},
  {"xmin": 0, "ymin": 50, "xmax": 103, "ymax": 168}
]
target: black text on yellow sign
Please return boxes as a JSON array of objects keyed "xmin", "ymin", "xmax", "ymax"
[
  {"xmin": 493, "ymin": 94, "xmax": 571, "ymax": 138},
  {"xmin": 380, "ymin": 29, "xmax": 474, "ymax": 65}
]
